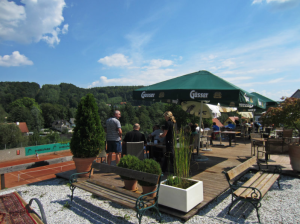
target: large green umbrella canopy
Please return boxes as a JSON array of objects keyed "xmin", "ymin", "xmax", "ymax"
[
  {"xmin": 133, "ymin": 70, "xmax": 262, "ymax": 152},
  {"xmin": 133, "ymin": 70, "xmax": 256, "ymax": 107},
  {"xmin": 251, "ymin": 92, "xmax": 278, "ymax": 108}
]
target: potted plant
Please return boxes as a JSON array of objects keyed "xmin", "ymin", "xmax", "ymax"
[
  {"xmin": 70, "ymin": 93, "xmax": 105, "ymax": 177},
  {"xmin": 138, "ymin": 159, "xmax": 162, "ymax": 197},
  {"xmin": 117, "ymin": 155, "xmax": 141, "ymax": 190},
  {"xmin": 158, "ymin": 128, "xmax": 203, "ymax": 212},
  {"xmin": 261, "ymin": 97, "xmax": 300, "ymax": 171}
]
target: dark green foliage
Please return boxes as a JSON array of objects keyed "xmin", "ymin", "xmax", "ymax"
[
  {"xmin": 0, "ymin": 123, "xmax": 28, "ymax": 149},
  {"xmin": 0, "ymin": 82, "xmax": 40, "ymax": 111},
  {"xmin": 70, "ymin": 94, "xmax": 105, "ymax": 158},
  {"xmin": 138, "ymin": 159, "xmax": 161, "ymax": 186},
  {"xmin": 117, "ymin": 155, "xmax": 142, "ymax": 180}
]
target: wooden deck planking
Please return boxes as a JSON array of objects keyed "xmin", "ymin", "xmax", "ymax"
[{"xmin": 56, "ymin": 138, "xmax": 298, "ymax": 221}]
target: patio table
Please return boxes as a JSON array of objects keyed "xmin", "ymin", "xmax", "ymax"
[{"xmin": 213, "ymin": 131, "xmax": 241, "ymax": 147}]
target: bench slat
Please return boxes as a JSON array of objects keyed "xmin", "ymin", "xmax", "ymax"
[
  {"xmin": 74, "ymin": 181, "xmax": 154, "ymax": 209},
  {"xmin": 239, "ymin": 173, "xmax": 270, "ymax": 198},
  {"xmin": 75, "ymin": 182, "xmax": 137, "ymax": 208},
  {"xmin": 88, "ymin": 179, "xmax": 155, "ymax": 200},
  {"xmin": 243, "ymin": 173, "xmax": 273, "ymax": 198},
  {"xmin": 258, "ymin": 174, "xmax": 279, "ymax": 198},
  {"xmin": 234, "ymin": 171, "xmax": 263, "ymax": 196},
  {"xmin": 92, "ymin": 162, "xmax": 159, "ymax": 184},
  {"xmin": 227, "ymin": 157, "xmax": 256, "ymax": 180},
  {"xmin": 77, "ymin": 181, "xmax": 139, "ymax": 204}
]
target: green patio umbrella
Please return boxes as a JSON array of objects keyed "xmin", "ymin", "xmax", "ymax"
[
  {"xmin": 133, "ymin": 70, "xmax": 256, "ymax": 107},
  {"xmin": 133, "ymin": 70, "xmax": 260, "ymax": 151},
  {"xmin": 251, "ymin": 92, "xmax": 278, "ymax": 108}
]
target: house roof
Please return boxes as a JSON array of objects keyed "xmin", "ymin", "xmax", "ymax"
[
  {"xmin": 212, "ymin": 118, "xmax": 223, "ymax": 127},
  {"xmin": 228, "ymin": 116, "xmax": 239, "ymax": 122},
  {"xmin": 291, "ymin": 89, "xmax": 300, "ymax": 98},
  {"xmin": 17, "ymin": 122, "xmax": 29, "ymax": 133}
]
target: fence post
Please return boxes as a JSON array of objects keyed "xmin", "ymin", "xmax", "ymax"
[
  {"xmin": 5, "ymin": 144, "xmax": 6, "ymax": 150},
  {"xmin": 0, "ymin": 174, "xmax": 5, "ymax": 190}
]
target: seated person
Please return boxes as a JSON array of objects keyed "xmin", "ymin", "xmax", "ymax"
[
  {"xmin": 148, "ymin": 124, "xmax": 164, "ymax": 143},
  {"xmin": 211, "ymin": 122, "xmax": 220, "ymax": 144},
  {"xmin": 225, "ymin": 121, "xmax": 235, "ymax": 130},
  {"xmin": 203, "ymin": 123, "xmax": 210, "ymax": 131},
  {"xmin": 122, "ymin": 123, "xmax": 147, "ymax": 155},
  {"xmin": 195, "ymin": 123, "xmax": 203, "ymax": 133}
]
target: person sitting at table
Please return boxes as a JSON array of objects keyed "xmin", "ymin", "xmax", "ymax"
[
  {"xmin": 148, "ymin": 124, "xmax": 164, "ymax": 143},
  {"xmin": 203, "ymin": 123, "xmax": 210, "ymax": 131},
  {"xmin": 225, "ymin": 121, "xmax": 235, "ymax": 130},
  {"xmin": 210, "ymin": 122, "xmax": 220, "ymax": 145},
  {"xmin": 122, "ymin": 123, "xmax": 147, "ymax": 156}
]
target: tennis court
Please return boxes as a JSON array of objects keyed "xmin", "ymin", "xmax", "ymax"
[{"xmin": 0, "ymin": 151, "xmax": 75, "ymax": 188}]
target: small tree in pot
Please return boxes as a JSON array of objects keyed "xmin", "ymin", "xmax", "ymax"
[
  {"xmin": 70, "ymin": 93, "xmax": 105, "ymax": 176},
  {"xmin": 117, "ymin": 155, "xmax": 142, "ymax": 190},
  {"xmin": 261, "ymin": 97, "xmax": 300, "ymax": 171},
  {"xmin": 138, "ymin": 159, "xmax": 162, "ymax": 196}
]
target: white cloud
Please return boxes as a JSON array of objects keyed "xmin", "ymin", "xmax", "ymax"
[
  {"xmin": 222, "ymin": 59, "xmax": 235, "ymax": 67},
  {"xmin": 253, "ymin": 0, "xmax": 294, "ymax": 3},
  {"xmin": 98, "ymin": 54, "xmax": 132, "ymax": 67},
  {"xmin": 0, "ymin": 51, "xmax": 33, "ymax": 67},
  {"xmin": 149, "ymin": 59, "xmax": 173, "ymax": 69},
  {"xmin": 88, "ymin": 68, "xmax": 175, "ymax": 88},
  {"xmin": 0, "ymin": 0, "xmax": 68, "ymax": 46}
]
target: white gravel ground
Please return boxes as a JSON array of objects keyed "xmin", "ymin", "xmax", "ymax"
[{"xmin": 0, "ymin": 174, "xmax": 299, "ymax": 224}]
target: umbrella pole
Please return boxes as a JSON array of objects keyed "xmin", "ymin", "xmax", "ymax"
[{"xmin": 194, "ymin": 101, "xmax": 208, "ymax": 162}]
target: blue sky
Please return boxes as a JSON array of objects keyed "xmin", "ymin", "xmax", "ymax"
[{"xmin": 0, "ymin": 0, "xmax": 300, "ymax": 101}]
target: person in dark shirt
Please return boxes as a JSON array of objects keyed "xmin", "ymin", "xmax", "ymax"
[
  {"xmin": 160, "ymin": 111, "xmax": 176, "ymax": 172},
  {"xmin": 122, "ymin": 123, "xmax": 147, "ymax": 155}
]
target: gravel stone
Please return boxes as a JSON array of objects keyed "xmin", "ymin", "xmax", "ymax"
[{"xmin": 0, "ymin": 174, "xmax": 299, "ymax": 223}]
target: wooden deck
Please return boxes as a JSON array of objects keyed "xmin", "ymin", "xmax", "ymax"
[{"xmin": 57, "ymin": 138, "xmax": 298, "ymax": 221}]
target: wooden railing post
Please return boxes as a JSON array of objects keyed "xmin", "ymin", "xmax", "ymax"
[{"xmin": 0, "ymin": 174, "xmax": 5, "ymax": 190}]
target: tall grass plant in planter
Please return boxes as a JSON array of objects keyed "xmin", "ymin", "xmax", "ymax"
[
  {"xmin": 117, "ymin": 155, "xmax": 142, "ymax": 190},
  {"xmin": 158, "ymin": 128, "xmax": 203, "ymax": 212},
  {"xmin": 261, "ymin": 97, "xmax": 300, "ymax": 171},
  {"xmin": 70, "ymin": 94, "xmax": 105, "ymax": 177}
]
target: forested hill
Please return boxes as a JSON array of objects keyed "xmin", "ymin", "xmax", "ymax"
[{"xmin": 0, "ymin": 82, "xmax": 144, "ymax": 111}]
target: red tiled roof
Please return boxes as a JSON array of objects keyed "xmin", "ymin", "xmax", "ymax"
[
  {"xmin": 212, "ymin": 118, "xmax": 223, "ymax": 127},
  {"xmin": 228, "ymin": 116, "xmax": 239, "ymax": 122},
  {"xmin": 17, "ymin": 122, "xmax": 29, "ymax": 133}
]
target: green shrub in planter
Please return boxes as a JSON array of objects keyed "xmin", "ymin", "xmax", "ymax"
[
  {"xmin": 138, "ymin": 159, "xmax": 162, "ymax": 186},
  {"xmin": 117, "ymin": 155, "xmax": 142, "ymax": 180},
  {"xmin": 70, "ymin": 93, "xmax": 105, "ymax": 158}
]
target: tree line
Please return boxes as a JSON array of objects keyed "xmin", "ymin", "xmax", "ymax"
[{"xmin": 0, "ymin": 81, "xmax": 239, "ymax": 149}]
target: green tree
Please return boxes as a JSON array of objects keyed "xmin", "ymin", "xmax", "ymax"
[
  {"xmin": 70, "ymin": 94, "xmax": 105, "ymax": 158},
  {"xmin": 7, "ymin": 107, "xmax": 34, "ymax": 130},
  {"xmin": 0, "ymin": 123, "xmax": 27, "ymax": 148}
]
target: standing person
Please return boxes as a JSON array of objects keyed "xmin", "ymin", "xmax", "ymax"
[
  {"xmin": 160, "ymin": 111, "xmax": 176, "ymax": 173},
  {"xmin": 35, "ymin": 152, "xmax": 39, "ymax": 160},
  {"xmin": 106, "ymin": 110, "xmax": 122, "ymax": 165}
]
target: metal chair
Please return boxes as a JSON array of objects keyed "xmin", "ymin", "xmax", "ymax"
[
  {"xmin": 126, "ymin": 141, "xmax": 145, "ymax": 160},
  {"xmin": 250, "ymin": 133, "xmax": 263, "ymax": 156}
]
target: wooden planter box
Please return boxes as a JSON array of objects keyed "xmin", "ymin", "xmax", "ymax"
[{"xmin": 158, "ymin": 177, "xmax": 203, "ymax": 212}]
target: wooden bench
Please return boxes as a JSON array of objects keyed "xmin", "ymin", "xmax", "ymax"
[
  {"xmin": 69, "ymin": 161, "xmax": 162, "ymax": 224},
  {"xmin": 222, "ymin": 156, "xmax": 281, "ymax": 223}
]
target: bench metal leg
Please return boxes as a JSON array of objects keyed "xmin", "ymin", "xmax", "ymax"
[
  {"xmin": 70, "ymin": 185, "xmax": 76, "ymax": 202},
  {"xmin": 26, "ymin": 198, "xmax": 48, "ymax": 224}
]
